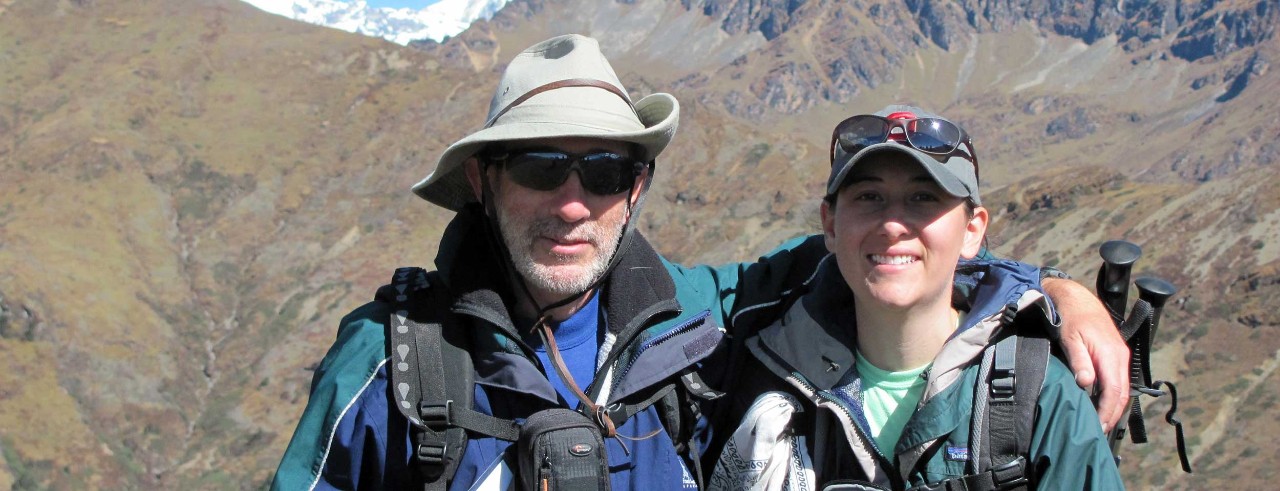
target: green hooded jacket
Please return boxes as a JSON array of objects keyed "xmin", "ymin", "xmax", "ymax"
[{"xmin": 714, "ymin": 259, "xmax": 1124, "ymax": 490}]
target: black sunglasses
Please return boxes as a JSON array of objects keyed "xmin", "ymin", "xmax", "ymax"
[
  {"xmin": 830, "ymin": 114, "xmax": 979, "ymax": 179},
  {"xmin": 484, "ymin": 149, "xmax": 646, "ymax": 196}
]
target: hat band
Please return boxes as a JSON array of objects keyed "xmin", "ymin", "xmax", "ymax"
[{"xmin": 484, "ymin": 78, "xmax": 638, "ymax": 129}]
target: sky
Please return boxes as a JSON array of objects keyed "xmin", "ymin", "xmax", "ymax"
[{"xmin": 366, "ymin": 0, "xmax": 441, "ymax": 8}]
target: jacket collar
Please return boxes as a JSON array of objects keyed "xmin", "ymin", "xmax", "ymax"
[
  {"xmin": 431, "ymin": 205, "xmax": 512, "ymax": 332},
  {"xmin": 598, "ymin": 234, "xmax": 680, "ymax": 340},
  {"xmin": 431, "ymin": 205, "xmax": 680, "ymax": 402},
  {"xmin": 435, "ymin": 204, "xmax": 678, "ymax": 333},
  {"xmin": 753, "ymin": 257, "xmax": 1049, "ymax": 397},
  {"xmin": 755, "ymin": 260, "xmax": 859, "ymax": 390}
]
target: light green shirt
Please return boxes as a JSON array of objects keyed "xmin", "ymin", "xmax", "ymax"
[{"xmin": 855, "ymin": 351, "xmax": 929, "ymax": 457}]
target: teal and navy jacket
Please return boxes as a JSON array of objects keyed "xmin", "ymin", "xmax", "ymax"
[
  {"xmin": 717, "ymin": 258, "xmax": 1124, "ymax": 489},
  {"xmin": 271, "ymin": 206, "xmax": 826, "ymax": 490}
]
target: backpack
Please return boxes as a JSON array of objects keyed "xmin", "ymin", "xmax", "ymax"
[
  {"xmin": 900, "ymin": 261, "xmax": 1193, "ymax": 491},
  {"xmin": 902, "ymin": 304, "xmax": 1051, "ymax": 491},
  {"xmin": 376, "ymin": 266, "xmax": 717, "ymax": 490},
  {"xmin": 939, "ymin": 275, "xmax": 1195, "ymax": 491}
]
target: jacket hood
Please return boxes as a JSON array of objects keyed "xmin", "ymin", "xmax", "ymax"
[{"xmin": 755, "ymin": 261, "xmax": 859, "ymax": 390}]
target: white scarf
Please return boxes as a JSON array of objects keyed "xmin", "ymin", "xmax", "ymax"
[{"xmin": 709, "ymin": 391, "xmax": 816, "ymax": 491}]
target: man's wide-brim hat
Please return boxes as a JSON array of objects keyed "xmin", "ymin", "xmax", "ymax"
[{"xmin": 412, "ymin": 34, "xmax": 680, "ymax": 210}]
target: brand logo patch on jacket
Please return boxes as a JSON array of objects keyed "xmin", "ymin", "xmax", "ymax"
[{"xmin": 945, "ymin": 446, "xmax": 970, "ymax": 462}]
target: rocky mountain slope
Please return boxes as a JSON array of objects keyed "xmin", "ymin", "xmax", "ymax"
[{"xmin": 0, "ymin": 0, "xmax": 1276, "ymax": 488}]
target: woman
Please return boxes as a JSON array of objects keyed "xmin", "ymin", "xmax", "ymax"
[{"xmin": 709, "ymin": 105, "xmax": 1122, "ymax": 490}]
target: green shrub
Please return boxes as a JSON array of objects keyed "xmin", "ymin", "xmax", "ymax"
[
  {"xmin": 1186, "ymin": 323, "xmax": 1210, "ymax": 340},
  {"xmin": 744, "ymin": 143, "xmax": 771, "ymax": 166}
]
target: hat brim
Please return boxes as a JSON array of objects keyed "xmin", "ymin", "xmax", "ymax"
[
  {"xmin": 826, "ymin": 142, "xmax": 980, "ymax": 205},
  {"xmin": 412, "ymin": 92, "xmax": 678, "ymax": 211}
]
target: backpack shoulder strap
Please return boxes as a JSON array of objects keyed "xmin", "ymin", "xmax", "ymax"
[
  {"xmin": 666, "ymin": 369, "xmax": 725, "ymax": 489},
  {"xmin": 985, "ymin": 330, "xmax": 1049, "ymax": 489},
  {"xmin": 379, "ymin": 267, "xmax": 441, "ymax": 429},
  {"xmin": 918, "ymin": 304, "xmax": 1050, "ymax": 491},
  {"xmin": 380, "ymin": 267, "xmax": 519, "ymax": 490},
  {"xmin": 967, "ymin": 304, "xmax": 1051, "ymax": 491}
]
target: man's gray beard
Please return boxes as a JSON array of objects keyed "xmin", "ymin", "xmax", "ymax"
[{"xmin": 497, "ymin": 208, "xmax": 622, "ymax": 299}]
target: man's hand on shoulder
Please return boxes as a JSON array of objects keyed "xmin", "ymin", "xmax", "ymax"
[{"xmin": 1041, "ymin": 276, "xmax": 1130, "ymax": 433}]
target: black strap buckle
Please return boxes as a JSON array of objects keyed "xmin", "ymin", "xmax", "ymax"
[
  {"xmin": 990, "ymin": 375, "xmax": 1016, "ymax": 400},
  {"xmin": 416, "ymin": 400, "xmax": 453, "ymax": 468},
  {"xmin": 991, "ymin": 335, "xmax": 1018, "ymax": 401},
  {"xmin": 991, "ymin": 457, "xmax": 1030, "ymax": 490},
  {"xmin": 419, "ymin": 400, "xmax": 452, "ymax": 429},
  {"xmin": 416, "ymin": 440, "xmax": 448, "ymax": 464}
]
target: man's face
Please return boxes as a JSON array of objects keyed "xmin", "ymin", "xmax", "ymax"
[{"xmin": 480, "ymin": 137, "xmax": 645, "ymax": 303}]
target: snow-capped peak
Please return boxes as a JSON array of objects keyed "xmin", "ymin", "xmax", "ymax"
[{"xmin": 241, "ymin": 0, "xmax": 509, "ymax": 45}]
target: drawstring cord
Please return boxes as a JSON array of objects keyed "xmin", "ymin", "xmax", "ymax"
[{"xmin": 535, "ymin": 315, "xmax": 662, "ymax": 456}]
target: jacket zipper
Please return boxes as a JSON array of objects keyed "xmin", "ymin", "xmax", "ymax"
[
  {"xmin": 612, "ymin": 310, "xmax": 707, "ymax": 385},
  {"xmin": 785, "ymin": 372, "xmax": 904, "ymax": 489}
]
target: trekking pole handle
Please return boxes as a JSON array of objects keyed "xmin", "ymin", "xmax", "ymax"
[
  {"xmin": 1135, "ymin": 277, "xmax": 1177, "ymax": 340},
  {"xmin": 1097, "ymin": 240, "xmax": 1141, "ymax": 463},
  {"xmin": 1097, "ymin": 240, "xmax": 1142, "ymax": 327}
]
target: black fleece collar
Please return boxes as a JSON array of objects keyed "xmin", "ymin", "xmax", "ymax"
[
  {"xmin": 433, "ymin": 205, "xmax": 521, "ymax": 338},
  {"xmin": 599, "ymin": 234, "xmax": 680, "ymax": 338},
  {"xmin": 433, "ymin": 204, "xmax": 679, "ymax": 347}
]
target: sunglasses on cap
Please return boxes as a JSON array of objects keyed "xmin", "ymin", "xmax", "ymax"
[
  {"xmin": 483, "ymin": 149, "xmax": 646, "ymax": 196},
  {"xmin": 830, "ymin": 113, "xmax": 979, "ymax": 179}
]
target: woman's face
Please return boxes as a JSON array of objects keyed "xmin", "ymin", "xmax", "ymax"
[{"xmin": 821, "ymin": 153, "xmax": 988, "ymax": 312}]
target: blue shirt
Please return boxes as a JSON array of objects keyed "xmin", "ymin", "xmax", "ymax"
[{"xmin": 522, "ymin": 292, "xmax": 603, "ymax": 406}]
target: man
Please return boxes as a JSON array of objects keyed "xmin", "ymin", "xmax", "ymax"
[{"xmin": 272, "ymin": 35, "xmax": 1127, "ymax": 490}]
